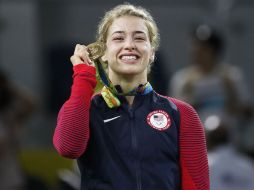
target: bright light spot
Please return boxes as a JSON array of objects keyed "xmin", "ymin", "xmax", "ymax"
[{"xmin": 204, "ymin": 115, "xmax": 221, "ymax": 131}]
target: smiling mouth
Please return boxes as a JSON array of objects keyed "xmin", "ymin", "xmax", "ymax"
[{"xmin": 120, "ymin": 55, "xmax": 139, "ymax": 61}]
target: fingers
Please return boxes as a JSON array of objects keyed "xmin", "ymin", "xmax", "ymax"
[{"xmin": 70, "ymin": 44, "xmax": 94, "ymax": 66}]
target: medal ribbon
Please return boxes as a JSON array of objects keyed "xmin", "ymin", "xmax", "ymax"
[{"xmin": 101, "ymin": 82, "xmax": 153, "ymax": 108}]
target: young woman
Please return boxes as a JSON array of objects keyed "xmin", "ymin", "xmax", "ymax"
[{"xmin": 53, "ymin": 4, "xmax": 209, "ymax": 190}]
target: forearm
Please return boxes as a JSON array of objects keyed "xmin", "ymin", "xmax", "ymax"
[{"xmin": 53, "ymin": 64, "xmax": 97, "ymax": 159}]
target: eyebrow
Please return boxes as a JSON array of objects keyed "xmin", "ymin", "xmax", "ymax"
[{"xmin": 111, "ymin": 30, "xmax": 146, "ymax": 36}]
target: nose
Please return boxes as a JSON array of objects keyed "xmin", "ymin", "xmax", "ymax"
[{"xmin": 124, "ymin": 38, "xmax": 136, "ymax": 50}]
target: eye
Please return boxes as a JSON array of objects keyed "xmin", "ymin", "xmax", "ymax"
[
  {"xmin": 113, "ymin": 37, "xmax": 124, "ymax": 41},
  {"xmin": 134, "ymin": 36, "xmax": 146, "ymax": 41}
]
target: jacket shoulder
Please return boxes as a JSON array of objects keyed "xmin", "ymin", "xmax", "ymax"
[{"xmin": 167, "ymin": 97, "xmax": 197, "ymax": 115}]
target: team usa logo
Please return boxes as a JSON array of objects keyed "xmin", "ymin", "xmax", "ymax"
[{"xmin": 146, "ymin": 110, "xmax": 171, "ymax": 131}]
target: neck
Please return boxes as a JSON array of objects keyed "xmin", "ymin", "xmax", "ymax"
[
  {"xmin": 109, "ymin": 73, "xmax": 147, "ymax": 106},
  {"xmin": 198, "ymin": 61, "xmax": 217, "ymax": 74}
]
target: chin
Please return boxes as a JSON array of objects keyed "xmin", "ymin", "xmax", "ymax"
[
  {"xmin": 121, "ymin": 68, "xmax": 148, "ymax": 76},
  {"xmin": 119, "ymin": 71, "xmax": 140, "ymax": 76}
]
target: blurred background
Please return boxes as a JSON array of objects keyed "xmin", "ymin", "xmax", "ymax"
[{"xmin": 1, "ymin": 0, "xmax": 254, "ymax": 189}]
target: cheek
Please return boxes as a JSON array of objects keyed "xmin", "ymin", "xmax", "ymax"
[
  {"xmin": 141, "ymin": 42, "xmax": 153, "ymax": 53},
  {"xmin": 105, "ymin": 44, "xmax": 120, "ymax": 58},
  {"xmin": 143, "ymin": 47, "xmax": 154, "ymax": 61}
]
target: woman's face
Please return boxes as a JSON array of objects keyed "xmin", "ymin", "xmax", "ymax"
[{"xmin": 102, "ymin": 16, "xmax": 154, "ymax": 79}]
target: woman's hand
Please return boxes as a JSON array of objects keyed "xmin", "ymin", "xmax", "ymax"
[{"xmin": 70, "ymin": 44, "xmax": 94, "ymax": 66}]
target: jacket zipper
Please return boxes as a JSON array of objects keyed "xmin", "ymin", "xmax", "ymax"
[{"xmin": 129, "ymin": 108, "xmax": 142, "ymax": 190}]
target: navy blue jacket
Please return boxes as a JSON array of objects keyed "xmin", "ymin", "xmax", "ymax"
[{"xmin": 78, "ymin": 91, "xmax": 181, "ymax": 190}]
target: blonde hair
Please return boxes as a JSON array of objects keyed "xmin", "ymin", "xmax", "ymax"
[{"xmin": 96, "ymin": 3, "xmax": 160, "ymax": 51}]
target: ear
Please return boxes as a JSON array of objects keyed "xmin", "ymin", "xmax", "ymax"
[
  {"xmin": 149, "ymin": 49, "xmax": 155, "ymax": 63},
  {"xmin": 101, "ymin": 46, "xmax": 108, "ymax": 62},
  {"xmin": 101, "ymin": 54, "xmax": 107, "ymax": 62}
]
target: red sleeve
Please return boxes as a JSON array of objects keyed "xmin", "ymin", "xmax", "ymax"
[
  {"xmin": 53, "ymin": 64, "xmax": 97, "ymax": 159},
  {"xmin": 170, "ymin": 98, "xmax": 210, "ymax": 190}
]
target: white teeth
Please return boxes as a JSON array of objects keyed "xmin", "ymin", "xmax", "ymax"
[{"xmin": 121, "ymin": 56, "xmax": 137, "ymax": 60}]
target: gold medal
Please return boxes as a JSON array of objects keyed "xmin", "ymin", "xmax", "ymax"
[{"xmin": 87, "ymin": 42, "xmax": 106, "ymax": 61}]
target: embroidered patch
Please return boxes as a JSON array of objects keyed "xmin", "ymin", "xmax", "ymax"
[{"xmin": 147, "ymin": 110, "xmax": 171, "ymax": 131}]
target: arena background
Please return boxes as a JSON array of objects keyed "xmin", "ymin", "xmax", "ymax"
[{"xmin": 0, "ymin": 0, "xmax": 254, "ymax": 189}]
